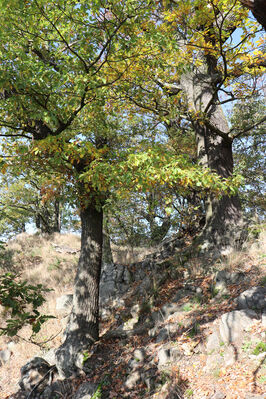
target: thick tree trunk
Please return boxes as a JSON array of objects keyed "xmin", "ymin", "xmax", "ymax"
[
  {"xmin": 180, "ymin": 57, "xmax": 243, "ymax": 252},
  {"xmin": 56, "ymin": 205, "xmax": 103, "ymax": 377},
  {"xmin": 240, "ymin": 0, "xmax": 266, "ymax": 30},
  {"xmin": 195, "ymin": 124, "xmax": 243, "ymax": 251}
]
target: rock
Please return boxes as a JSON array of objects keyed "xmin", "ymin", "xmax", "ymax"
[
  {"xmin": 223, "ymin": 345, "xmax": 235, "ymax": 367},
  {"xmin": 172, "ymin": 289, "xmax": 193, "ymax": 303},
  {"xmin": 130, "ymin": 304, "xmax": 141, "ymax": 318},
  {"xmin": 219, "ymin": 309, "xmax": 259, "ymax": 345},
  {"xmin": 206, "ymin": 331, "xmax": 221, "ymax": 353},
  {"xmin": 210, "ymin": 392, "xmax": 226, "ymax": 399},
  {"xmin": 149, "ymin": 326, "xmax": 159, "ymax": 337},
  {"xmin": 235, "ymin": 286, "xmax": 266, "ymax": 311},
  {"xmin": 19, "ymin": 357, "xmax": 52, "ymax": 392},
  {"xmin": 245, "ymin": 394, "xmax": 266, "ymax": 399},
  {"xmin": 151, "ymin": 310, "xmax": 164, "ymax": 323},
  {"xmin": 158, "ymin": 348, "xmax": 171, "ymax": 366},
  {"xmin": 73, "ymin": 381, "xmax": 99, "ymax": 399},
  {"xmin": 42, "ymin": 379, "xmax": 73, "ymax": 399},
  {"xmin": 0, "ymin": 349, "xmax": 12, "ymax": 366},
  {"xmin": 204, "ymin": 353, "xmax": 223, "ymax": 373},
  {"xmin": 215, "ymin": 270, "xmax": 243, "ymax": 285},
  {"xmin": 124, "ymin": 371, "xmax": 141, "ymax": 389},
  {"xmin": 156, "ymin": 328, "xmax": 169, "ymax": 343},
  {"xmin": 56, "ymin": 294, "xmax": 73, "ymax": 316},
  {"xmin": 196, "ymin": 287, "xmax": 203, "ymax": 294},
  {"xmin": 169, "ymin": 348, "xmax": 182, "ymax": 361},
  {"xmin": 42, "ymin": 349, "xmax": 56, "ymax": 365},
  {"xmin": 134, "ymin": 348, "xmax": 145, "ymax": 362},
  {"xmin": 123, "ymin": 316, "xmax": 138, "ymax": 330},
  {"xmin": 161, "ymin": 302, "xmax": 182, "ymax": 318}
]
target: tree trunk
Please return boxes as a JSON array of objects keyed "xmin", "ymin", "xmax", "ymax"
[
  {"xmin": 195, "ymin": 123, "xmax": 243, "ymax": 251},
  {"xmin": 240, "ymin": 0, "xmax": 266, "ymax": 30},
  {"xmin": 52, "ymin": 199, "xmax": 61, "ymax": 233},
  {"xmin": 56, "ymin": 204, "xmax": 103, "ymax": 377},
  {"xmin": 180, "ymin": 57, "xmax": 243, "ymax": 252}
]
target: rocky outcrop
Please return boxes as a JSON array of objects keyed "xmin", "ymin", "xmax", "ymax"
[{"xmin": 235, "ymin": 286, "xmax": 266, "ymax": 311}]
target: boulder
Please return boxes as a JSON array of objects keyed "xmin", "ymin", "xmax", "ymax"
[
  {"xmin": 124, "ymin": 371, "xmax": 141, "ymax": 389},
  {"xmin": 73, "ymin": 381, "xmax": 99, "ymax": 399},
  {"xmin": 19, "ymin": 357, "xmax": 52, "ymax": 392},
  {"xmin": 158, "ymin": 348, "xmax": 171, "ymax": 366},
  {"xmin": 219, "ymin": 309, "xmax": 259, "ymax": 345},
  {"xmin": 42, "ymin": 379, "xmax": 73, "ymax": 399},
  {"xmin": 0, "ymin": 349, "xmax": 12, "ymax": 366},
  {"xmin": 235, "ymin": 286, "xmax": 266, "ymax": 311}
]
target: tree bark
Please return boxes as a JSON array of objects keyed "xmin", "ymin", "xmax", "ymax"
[
  {"xmin": 180, "ymin": 56, "xmax": 243, "ymax": 252},
  {"xmin": 240, "ymin": 0, "xmax": 266, "ymax": 30},
  {"xmin": 56, "ymin": 204, "xmax": 103, "ymax": 377}
]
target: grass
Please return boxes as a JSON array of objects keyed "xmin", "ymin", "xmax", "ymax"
[
  {"xmin": 252, "ymin": 341, "xmax": 266, "ymax": 355},
  {"xmin": 0, "ymin": 229, "xmax": 266, "ymax": 398}
]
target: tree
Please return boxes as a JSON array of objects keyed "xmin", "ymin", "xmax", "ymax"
[
  {"xmin": 0, "ymin": 0, "xmax": 155, "ymax": 376},
  {"xmin": 113, "ymin": 0, "xmax": 265, "ymax": 251},
  {"xmin": 239, "ymin": 0, "xmax": 266, "ymax": 29},
  {"xmin": 231, "ymin": 98, "xmax": 266, "ymax": 219},
  {"xmin": 0, "ymin": 169, "xmax": 63, "ymax": 237},
  {"xmin": 0, "ymin": 0, "xmax": 264, "ymax": 377}
]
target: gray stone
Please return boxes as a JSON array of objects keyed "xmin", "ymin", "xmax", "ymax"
[
  {"xmin": 0, "ymin": 349, "xmax": 12, "ymax": 365},
  {"xmin": 158, "ymin": 348, "xmax": 171, "ymax": 366},
  {"xmin": 236, "ymin": 286, "xmax": 266, "ymax": 311},
  {"xmin": 56, "ymin": 294, "xmax": 73, "ymax": 316},
  {"xmin": 210, "ymin": 392, "xmax": 226, "ymax": 399},
  {"xmin": 128, "ymin": 359, "xmax": 140, "ymax": 369},
  {"xmin": 204, "ymin": 353, "xmax": 223, "ymax": 373},
  {"xmin": 124, "ymin": 371, "xmax": 141, "ymax": 389},
  {"xmin": 172, "ymin": 289, "xmax": 193, "ymax": 303},
  {"xmin": 245, "ymin": 394, "xmax": 266, "ymax": 399},
  {"xmin": 42, "ymin": 379, "xmax": 73, "ymax": 399},
  {"xmin": 161, "ymin": 302, "xmax": 182, "ymax": 318},
  {"xmin": 170, "ymin": 348, "xmax": 182, "ymax": 361},
  {"xmin": 156, "ymin": 328, "xmax": 169, "ymax": 343},
  {"xmin": 151, "ymin": 310, "xmax": 164, "ymax": 323},
  {"xmin": 42, "ymin": 349, "xmax": 56, "ymax": 365},
  {"xmin": 223, "ymin": 345, "xmax": 236, "ymax": 366},
  {"xmin": 73, "ymin": 381, "xmax": 99, "ymax": 399},
  {"xmin": 130, "ymin": 304, "xmax": 141, "ymax": 318},
  {"xmin": 134, "ymin": 348, "xmax": 145, "ymax": 362},
  {"xmin": 19, "ymin": 357, "xmax": 52, "ymax": 392},
  {"xmin": 219, "ymin": 309, "xmax": 259, "ymax": 345},
  {"xmin": 215, "ymin": 270, "xmax": 244, "ymax": 286},
  {"xmin": 148, "ymin": 326, "xmax": 159, "ymax": 337},
  {"xmin": 206, "ymin": 331, "xmax": 221, "ymax": 353}
]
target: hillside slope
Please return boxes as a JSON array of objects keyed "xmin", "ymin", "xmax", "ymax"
[{"xmin": 0, "ymin": 230, "xmax": 265, "ymax": 399}]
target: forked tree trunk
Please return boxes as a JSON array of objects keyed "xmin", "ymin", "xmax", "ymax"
[
  {"xmin": 56, "ymin": 204, "xmax": 103, "ymax": 377},
  {"xmin": 180, "ymin": 56, "xmax": 243, "ymax": 252}
]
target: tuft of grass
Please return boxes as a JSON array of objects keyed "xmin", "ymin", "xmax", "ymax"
[
  {"xmin": 242, "ymin": 340, "xmax": 252, "ymax": 352},
  {"xmin": 252, "ymin": 341, "xmax": 266, "ymax": 355},
  {"xmin": 185, "ymin": 388, "xmax": 194, "ymax": 398},
  {"xmin": 182, "ymin": 302, "xmax": 194, "ymax": 312},
  {"xmin": 48, "ymin": 257, "xmax": 62, "ymax": 271}
]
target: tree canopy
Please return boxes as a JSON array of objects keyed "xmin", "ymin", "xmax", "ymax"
[{"xmin": 0, "ymin": 0, "xmax": 265, "ymax": 376}]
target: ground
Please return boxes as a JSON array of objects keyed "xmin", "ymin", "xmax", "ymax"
[{"xmin": 0, "ymin": 229, "xmax": 265, "ymax": 398}]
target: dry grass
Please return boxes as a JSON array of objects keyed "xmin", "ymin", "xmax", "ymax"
[
  {"xmin": 0, "ymin": 233, "xmax": 79, "ymax": 397},
  {"xmin": 0, "ymin": 229, "xmax": 265, "ymax": 398}
]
